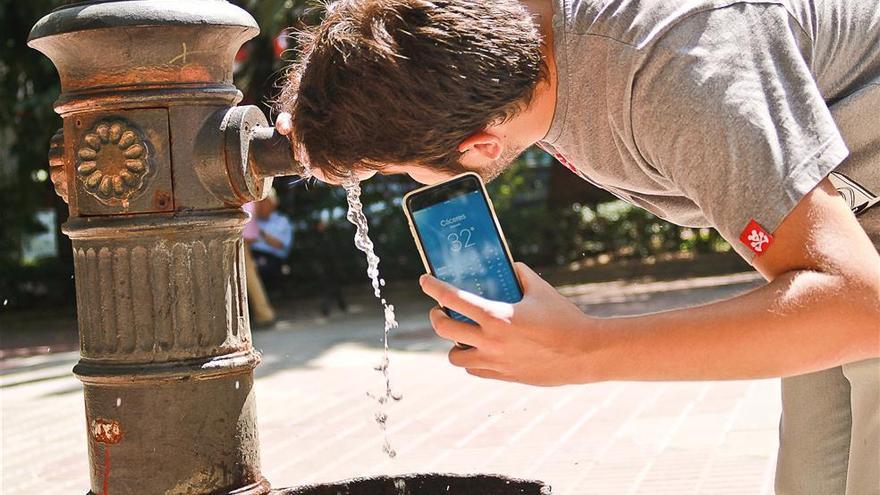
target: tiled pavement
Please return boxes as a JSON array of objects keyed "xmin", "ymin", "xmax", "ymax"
[{"xmin": 1, "ymin": 272, "xmax": 781, "ymax": 494}]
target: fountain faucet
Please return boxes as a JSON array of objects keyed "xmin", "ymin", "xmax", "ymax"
[{"xmin": 29, "ymin": 1, "xmax": 304, "ymax": 493}]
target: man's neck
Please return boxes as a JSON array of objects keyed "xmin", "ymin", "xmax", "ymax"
[{"xmin": 521, "ymin": 0, "xmax": 559, "ymax": 143}]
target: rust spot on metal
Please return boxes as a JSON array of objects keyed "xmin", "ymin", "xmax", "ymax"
[
  {"xmin": 92, "ymin": 418, "xmax": 123, "ymax": 444},
  {"xmin": 153, "ymin": 189, "xmax": 172, "ymax": 210},
  {"xmin": 48, "ymin": 128, "xmax": 68, "ymax": 203},
  {"xmin": 72, "ymin": 65, "xmax": 217, "ymax": 90}
]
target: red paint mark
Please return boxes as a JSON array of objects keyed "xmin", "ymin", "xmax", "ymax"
[
  {"xmin": 91, "ymin": 418, "xmax": 122, "ymax": 495},
  {"xmin": 103, "ymin": 445, "xmax": 110, "ymax": 495},
  {"xmin": 92, "ymin": 418, "xmax": 123, "ymax": 444}
]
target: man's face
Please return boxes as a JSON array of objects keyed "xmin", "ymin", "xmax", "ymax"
[
  {"xmin": 395, "ymin": 140, "xmax": 527, "ymax": 185},
  {"xmin": 309, "ymin": 140, "xmax": 526, "ymax": 186}
]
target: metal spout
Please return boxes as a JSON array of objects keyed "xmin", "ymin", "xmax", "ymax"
[{"xmin": 249, "ymin": 126, "xmax": 306, "ymax": 180}]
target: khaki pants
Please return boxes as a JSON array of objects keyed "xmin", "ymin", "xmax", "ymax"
[
  {"xmin": 776, "ymin": 207, "xmax": 880, "ymax": 494},
  {"xmin": 243, "ymin": 244, "xmax": 275, "ymax": 324}
]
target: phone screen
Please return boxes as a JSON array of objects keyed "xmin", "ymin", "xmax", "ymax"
[{"xmin": 409, "ymin": 177, "xmax": 522, "ymax": 324}]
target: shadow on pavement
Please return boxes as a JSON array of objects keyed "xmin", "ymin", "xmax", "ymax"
[
  {"xmin": 252, "ymin": 271, "xmax": 765, "ymax": 382},
  {"xmin": 1, "ymin": 264, "xmax": 765, "ymax": 387}
]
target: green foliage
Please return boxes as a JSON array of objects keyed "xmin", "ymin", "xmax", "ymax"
[
  {"xmin": 0, "ymin": 0, "xmax": 64, "ymax": 257},
  {"xmin": 231, "ymin": 0, "xmax": 321, "ymax": 112},
  {"xmin": 488, "ymin": 150, "xmax": 730, "ymax": 267},
  {"xmin": 0, "ymin": 0, "xmax": 72, "ymax": 307}
]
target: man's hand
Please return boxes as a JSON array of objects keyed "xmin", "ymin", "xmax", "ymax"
[
  {"xmin": 422, "ymin": 179, "xmax": 879, "ymax": 385},
  {"xmin": 421, "ymin": 262, "xmax": 603, "ymax": 386}
]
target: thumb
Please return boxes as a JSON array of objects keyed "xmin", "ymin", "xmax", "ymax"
[{"xmin": 513, "ymin": 261, "xmax": 547, "ymax": 292}]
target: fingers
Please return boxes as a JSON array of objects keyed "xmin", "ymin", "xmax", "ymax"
[
  {"xmin": 448, "ymin": 348, "xmax": 510, "ymax": 382},
  {"xmin": 429, "ymin": 306, "xmax": 484, "ymax": 347},
  {"xmin": 448, "ymin": 346, "xmax": 488, "ymax": 369},
  {"xmin": 466, "ymin": 368, "xmax": 508, "ymax": 381},
  {"xmin": 420, "ymin": 274, "xmax": 491, "ymax": 323},
  {"xmin": 275, "ymin": 112, "xmax": 293, "ymax": 135}
]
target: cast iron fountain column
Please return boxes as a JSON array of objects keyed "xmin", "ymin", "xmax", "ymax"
[{"xmin": 29, "ymin": 2, "xmax": 302, "ymax": 493}]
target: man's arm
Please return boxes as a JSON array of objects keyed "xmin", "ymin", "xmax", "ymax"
[
  {"xmin": 258, "ymin": 217, "xmax": 294, "ymax": 252},
  {"xmin": 422, "ymin": 179, "xmax": 880, "ymax": 385},
  {"xmin": 590, "ymin": 179, "xmax": 879, "ymax": 381},
  {"xmin": 258, "ymin": 229, "xmax": 286, "ymax": 250}
]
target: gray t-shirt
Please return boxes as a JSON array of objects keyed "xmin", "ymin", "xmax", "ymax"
[{"xmin": 540, "ymin": 0, "xmax": 880, "ymax": 260}]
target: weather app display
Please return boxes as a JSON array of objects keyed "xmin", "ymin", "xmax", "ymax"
[{"xmin": 412, "ymin": 190, "xmax": 522, "ymax": 324}]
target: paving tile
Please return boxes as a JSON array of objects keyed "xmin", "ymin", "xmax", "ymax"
[{"xmin": 1, "ymin": 273, "xmax": 782, "ymax": 494}]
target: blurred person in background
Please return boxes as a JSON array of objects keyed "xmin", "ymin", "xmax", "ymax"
[
  {"xmin": 243, "ymin": 201, "xmax": 276, "ymax": 327},
  {"xmin": 251, "ymin": 188, "xmax": 294, "ymax": 293}
]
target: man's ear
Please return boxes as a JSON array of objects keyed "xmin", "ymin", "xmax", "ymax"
[{"xmin": 458, "ymin": 131, "xmax": 503, "ymax": 165}]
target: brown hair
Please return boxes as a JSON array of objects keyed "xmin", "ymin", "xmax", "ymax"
[{"xmin": 278, "ymin": 0, "xmax": 547, "ymax": 181}]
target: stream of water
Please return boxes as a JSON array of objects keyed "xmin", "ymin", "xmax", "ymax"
[{"xmin": 343, "ymin": 178, "xmax": 403, "ymax": 458}]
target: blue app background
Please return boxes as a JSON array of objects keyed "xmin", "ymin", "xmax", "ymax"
[{"xmin": 412, "ymin": 190, "xmax": 522, "ymax": 324}]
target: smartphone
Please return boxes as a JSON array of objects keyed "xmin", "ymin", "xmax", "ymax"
[{"xmin": 403, "ymin": 172, "xmax": 523, "ymax": 325}]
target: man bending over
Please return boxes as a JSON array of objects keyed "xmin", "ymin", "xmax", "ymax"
[{"xmin": 275, "ymin": 1, "xmax": 880, "ymax": 492}]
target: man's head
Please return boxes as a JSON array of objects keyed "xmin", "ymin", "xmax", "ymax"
[{"xmin": 278, "ymin": 0, "xmax": 551, "ymax": 185}]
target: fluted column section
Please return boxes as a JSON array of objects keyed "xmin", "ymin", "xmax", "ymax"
[
  {"xmin": 64, "ymin": 209, "xmax": 269, "ymax": 495},
  {"xmin": 72, "ymin": 234, "xmax": 249, "ymax": 362}
]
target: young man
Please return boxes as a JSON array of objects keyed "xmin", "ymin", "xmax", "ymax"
[{"xmin": 275, "ymin": 1, "xmax": 880, "ymax": 492}]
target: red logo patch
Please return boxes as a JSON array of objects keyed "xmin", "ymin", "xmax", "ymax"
[{"xmin": 739, "ymin": 219, "xmax": 774, "ymax": 255}]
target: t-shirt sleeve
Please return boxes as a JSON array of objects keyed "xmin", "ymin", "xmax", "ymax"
[{"xmin": 630, "ymin": 3, "xmax": 849, "ymax": 261}]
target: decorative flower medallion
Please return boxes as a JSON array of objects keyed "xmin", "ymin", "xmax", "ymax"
[{"xmin": 76, "ymin": 120, "xmax": 150, "ymax": 203}]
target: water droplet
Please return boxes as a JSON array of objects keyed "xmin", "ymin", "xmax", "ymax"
[
  {"xmin": 116, "ymin": 397, "xmax": 121, "ymax": 407},
  {"xmin": 235, "ymin": 380, "xmax": 240, "ymax": 390},
  {"xmin": 384, "ymin": 443, "xmax": 397, "ymax": 459},
  {"xmin": 2, "ymin": 299, "xmax": 7, "ymax": 306}
]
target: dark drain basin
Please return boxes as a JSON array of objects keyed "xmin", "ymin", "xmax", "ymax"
[{"xmin": 277, "ymin": 473, "xmax": 551, "ymax": 495}]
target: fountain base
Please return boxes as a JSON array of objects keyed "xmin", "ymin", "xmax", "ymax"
[{"xmin": 274, "ymin": 473, "xmax": 551, "ymax": 495}]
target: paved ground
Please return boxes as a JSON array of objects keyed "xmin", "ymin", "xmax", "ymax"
[{"xmin": 1, "ymin": 271, "xmax": 781, "ymax": 494}]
